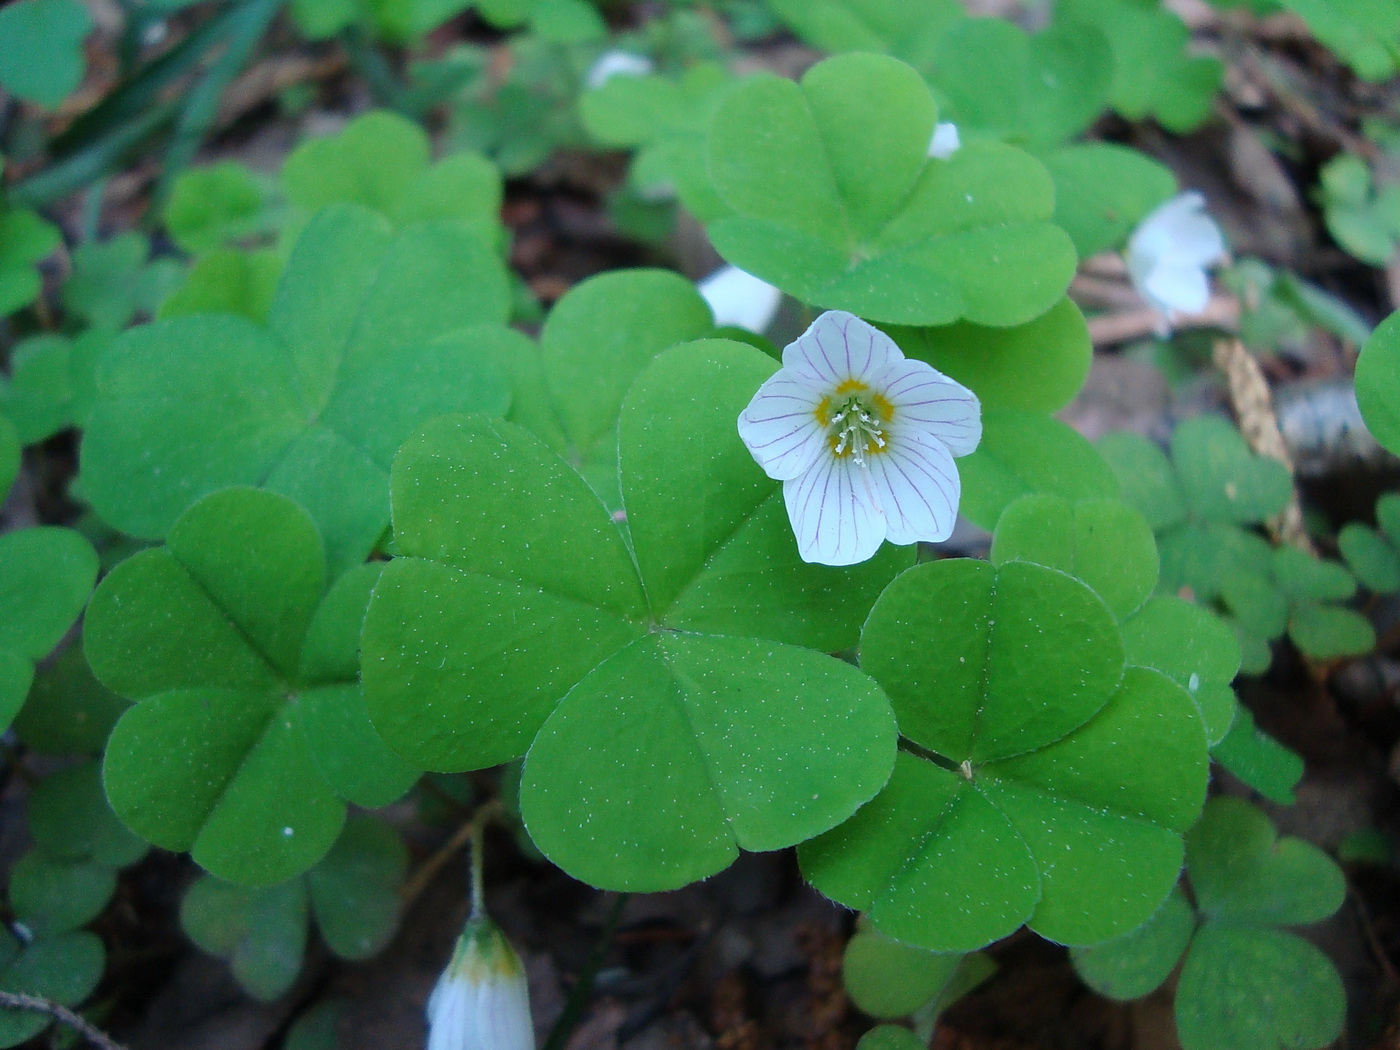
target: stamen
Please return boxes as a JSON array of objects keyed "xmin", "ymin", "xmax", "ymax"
[{"xmin": 827, "ymin": 392, "xmax": 888, "ymax": 466}]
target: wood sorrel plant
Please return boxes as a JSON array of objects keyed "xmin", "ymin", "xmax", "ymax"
[{"xmin": 5, "ymin": 16, "xmax": 1384, "ymax": 1047}]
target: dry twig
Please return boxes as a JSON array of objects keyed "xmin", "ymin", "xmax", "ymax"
[{"xmin": 0, "ymin": 991, "xmax": 129, "ymax": 1050}]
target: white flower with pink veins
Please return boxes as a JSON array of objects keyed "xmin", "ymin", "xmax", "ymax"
[{"xmin": 737, "ymin": 310, "xmax": 981, "ymax": 566}]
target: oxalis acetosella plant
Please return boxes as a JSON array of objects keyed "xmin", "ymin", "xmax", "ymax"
[{"xmin": 6, "ymin": 26, "xmax": 1367, "ymax": 1050}]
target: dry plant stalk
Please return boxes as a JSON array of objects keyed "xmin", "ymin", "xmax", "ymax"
[{"xmin": 1212, "ymin": 337, "xmax": 1314, "ymax": 553}]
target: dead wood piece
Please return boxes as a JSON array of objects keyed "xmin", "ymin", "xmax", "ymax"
[{"xmin": 1087, "ymin": 295, "xmax": 1240, "ymax": 347}]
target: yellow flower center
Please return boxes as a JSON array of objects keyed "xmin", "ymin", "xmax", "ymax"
[{"xmin": 814, "ymin": 380, "xmax": 894, "ymax": 465}]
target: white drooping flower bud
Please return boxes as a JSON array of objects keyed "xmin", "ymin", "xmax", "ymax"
[
  {"xmin": 1125, "ymin": 192, "xmax": 1227, "ymax": 331},
  {"xmin": 699, "ymin": 265, "xmax": 783, "ymax": 333},
  {"xmin": 426, "ymin": 916, "xmax": 534, "ymax": 1050}
]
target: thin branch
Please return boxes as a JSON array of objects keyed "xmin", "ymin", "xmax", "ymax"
[
  {"xmin": 1086, "ymin": 294, "xmax": 1240, "ymax": 346},
  {"xmin": 0, "ymin": 991, "xmax": 129, "ymax": 1050}
]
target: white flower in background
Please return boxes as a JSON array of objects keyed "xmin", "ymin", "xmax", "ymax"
[
  {"xmin": 1126, "ymin": 191, "xmax": 1226, "ymax": 328},
  {"xmin": 927, "ymin": 122, "xmax": 961, "ymax": 160},
  {"xmin": 427, "ymin": 916, "xmax": 534, "ymax": 1050},
  {"xmin": 585, "ymin": 50, "xmax": 654, "ymax": 89},
  {"xmin": 737, "ymin": 311, "xmax": 981, "ymax": 566},
  {"xmin": 699, "ymin": 265, "xmax": 783, "ymax": 333}
]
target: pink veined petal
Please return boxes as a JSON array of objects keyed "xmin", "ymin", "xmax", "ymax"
[
  {"xmin": 875, "ymin": 358, "xmax": 982, "ymax": 458},
  {"xmin": 865, "ymin": 430, "xmax": 961, "ymax": 545},
  {"xmin": 782, "ymin": 310, "xmax": 903, "ymax": 386},
  {"xmin": 783, "ymin": 454, "xmax": 886, "ymax": 566},
  {"xmin": 738, "ymin": 369, "xmax": 829, "ymax": 481}
]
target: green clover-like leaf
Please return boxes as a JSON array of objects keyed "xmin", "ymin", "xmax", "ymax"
[
  {"xmin": 766, "ymin": 0, "xmax": 964, "ymax": 65},
  {"xmin": 991, "ymin": 494, "xmax": 1159, "ymax": 620},
  {"xmin": 0, "ymin": 527, "xmax": 98, "ymax": 730},
  {"xmin": 158, "ymin": 247, "xmax": 284, "ymax": 324},
  {"xmin": 1059, "ymin": 0, "xmax": 1223, "ymax": 132},
  {"xmin": 1280, "ymin": 0, "xmax": 1400, "ymax": 81},
  {"xmin": 81, "ymin": 204, "xmax": 511, "ymax": 572},
  {"xmin": 62, "ymin": 233, "xmax": 185, "ymax": 334},
  {"xmin": 959, "ymin": 411, "xmax": 1120, "ymax": 529},
  {"xmin": 364, "ymin": 340, "xmax": 906, "ymax": 891},
  {"xmin": 88, "ymin": 489, "xmax": 419, "ymax": 885},
  {"xmin": 1211, "ymin": 706, "xmax": 1303, "ymax": 804},
  {"xmin": 164, "ymin": 162, "xmax": 276, "ymax": 256},
  {"xmin": 0, "ymin": 207, "xmax": 60, "ymax": 318},
  {"xmin": 12, "ymin": 645, "xmax": 129, "ymax": 755},
  {"xmin": 0, "ymin": 929, "xmax": 104, "ymax": 1047},
  {"xmin": 705, "ymin": 52, "xmax": 1076, "ymax": 326},
  {"xmin": 1070, "ymin": 887, "xmax": 1195, "ymax": 1000},
  {"xmin": 282, "ymin": 111, "xmax": 504, "ymax": 248},
  {"xmin": 885, "ymin": 298, "xmax": 1092, "ymax": 415},
  {"xmin": 1121, "ymin": 596, "xmax": 1239, "ymax": 745},
  {"xmin": 0, "ymin": 0, "xmax": 91, "ymax": 107},
  {"xmin": 1357, "ymin": 310, "xmax": 1400, "ymax": 457},
  {"xmin": 801, "ymin": 559, "xmax": 1208, "ymax": 951},
  {"xmin": 1041, "ymin": 143, "xmax": 1177, "ymax": 257},
  {"xmin": 842, "ymin": 927, "xmax": 994, "ymax": 1020}
]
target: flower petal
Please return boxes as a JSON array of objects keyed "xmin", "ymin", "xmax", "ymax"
[
  {"xmin": 928, "ymin": 121, "xmax": 961, "ymax": 160},
  {"xmin": 699, "ymin": 265, "xmax": 782, "ymax": 333},
  {"xmin": 738, "ymin": 370, "xmax": 828, "ymax": 481},
  {"xmin": 1142, "ymin": 259, "xmax": 1210, "ymax": 316},
  {"xmin": 875, "ymin": 358, "xmax": 982, "ymax": 457},
  {"xmin": 784, "ymin": 454, "xmax": 886, "ymax": 566},
  {"xmin": 782, "ymin": 310, "xmax": 903, "ymax": 386},
  {"xmin": 866, "ymin": 430, "xmax": 961, "ymax": 545}
]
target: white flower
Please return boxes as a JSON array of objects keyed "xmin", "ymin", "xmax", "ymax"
[
  {"xmin": 585, "ymin": 50, "xmax": 654, "ymax": 89},
  {"xmin": 737, "ymin": 311, "xmax": 981, "ymax": 566},
  {"xmin": 699, "ymin": 265, "xmax": 782, "ymax": 333},
  {"xmin": 427, "ymin": 917, "xmax": 534, "ymax": 1050},
  {"xmin": 927, "ymin": 122, "xmax": 961, "ymax": 160},
  {"xmin": 1126, "ymin": 192, "xmax": 1226, "ymax": 327}
]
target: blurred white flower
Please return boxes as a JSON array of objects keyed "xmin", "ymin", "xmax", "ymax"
[
  {"xmin": 927, "ymin": 122, "xmax": 961, "ymax": 160},
  {"xmin": 427, "ymin": 916, "xmax": 534, "ymax": 1050},
  {"xmin": 1126, "ymin": 192, "xmax": 1226, "ymax": 329},
  {"xmin": 699, "ymin": 265, "xmax": 782, "ymax": 333},
  {"xmin": 585, "ymin": 51, "xmax": 654, "ymax": 89},
  {"xmin": 737, "ymin": 311, "xmax": 981, "ymax": 566}
]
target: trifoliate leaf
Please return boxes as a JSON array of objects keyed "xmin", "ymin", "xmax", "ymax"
[
  {"xmin": 0, "ymin": 930, "xmax": 104, "ymax": 1047},
  {"xmin": 9, "ymin": 852, "xmax": 116, "ymax": 935},
  {"xmin": 82, "ymin": 204, "xmax": 511, "ymax": 572},
  {"xmin": 1356, "ymin": 310, "xmax": 1400, "ymax": 457},
  {"xmin": 158, "ymin": 248, "xmax": 283, "ymax": 324},
  {"xmin": 364, "ymin": 341, "xmax": 906, "ymax": 891},
  {"xmin": 705, "ymin": 53, "xmax": 1076, "ymax": 326},
  {"xmin": 182, "ymin": 876, "xmax": 308, "ymax": 1001},
  {"xmin": 802, "ymin": 560, "xmax": 1207, "ymax": 950},
  {"xmin": 1339, "ymin": 520, "xmax": 1400, "ymax": 593},
  {"xmin": 1211, "ymin": 706, "xmax": 1302, "ymax": 804},
  {"xmin": 1170, "ymin": 416, "xmax": 1292, "ymax": 526},
  {"xmin": 843, "ymin": 928, "xmax": 993, "ymax": 1019},
  {"xmin": 63, "ymin": 233, "xmax": 185, "ymax": 333},
  {"xmin": 1121, "ymin": 596, "xmax": 1238, "ymax": 744},
  {"xmin": 1042, "ymin": 143, "xmax": 1177, "ymax": 257},
  {"xmin": 766, "ymin": 0, "xmax": 964, "ymax": 64},
  {"xmin": 164, "ymin": 162, "xmax": 273, "ymax": 255},
  {"xmin": 0, "ymin": 208, "xmax": 60, "ymax": 317},
  {"xmin": 1070, "ymin": 888, "xmax": 1196, "ymax": 1000},
  {"xmin": 88, "ymin": 489, "xmax": 419, "ymax": 885},
  {"xmin": 27, "ymin": 760, "xmax": 146, "ymax": 868}
]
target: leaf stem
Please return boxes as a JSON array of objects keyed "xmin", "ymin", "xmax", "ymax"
[{"xmin": 541, "ymin": 892, "xmax": 629, "ymax": 1050}]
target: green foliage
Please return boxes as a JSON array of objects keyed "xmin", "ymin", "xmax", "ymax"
[
  {"xmin": 13, "ymin": 647, "xmax": 129, "ymax": 754},
  {"xmin": 1121, "ymin": 597, "xmax": 1239, "ymax": 745},
  {"xmin": 1072, "ymin": 797, "xmax": 1345, "ymax": 1050},
  {"xmin": 1319, "ymin": 153, "xmax": 1400, "ymax": 266},
  {"xmin": 801, "ymin": 559, "xmax": 1208, "ymax": 951},
  {"xmin": 855, "ymin": 1026, "xmax": 925, "ymax": 1050},
  {"xmin": 62, "ymin": 234, "xmax": 185, "ymax": 334},
  {"xmin": 0, "ymin": 207, "xmax": 61, "ymax": 317},
  {"xmin": 86, "ymin": 489, "xmax": 419, "ymax": 885},
  {"xmin": 81, "ymin": 204, "xmax": 511, "ymax": 572},
  {"xmin": 885, "ymin": 298, "xmax": 1093, "ymax": 415},
  {"xmin": 282, "ymin": 112, "xmax": 505, "ymax": 248},
  {"xmin": 0, "ymin": 417, "xmax": 15, "ymax": 500},
  {"xmin": 842, "ymin": 927, "xmax": 994, "ymax": 1019},
  {"xmin": 704, "ymin": 53, "xmax": 1076, "ymax": 326},
  {"xmin": 1224, "ymin": 258, "xmax": 1374, "ymax": 356},
  {"xmin": 164, "ymin": 162, "xmax": 276, "ymax": 256},
  {"xmin": 475, "ymin": 0, "xmax": 607, "ymax": 41},
  {"xmin": 1340, "ymin": 493, "xmax": 1400, "ymax": 593},
  {"xmin": 959, "ymin": 411, "xmax": 1119, "ymax": 529},
  {"xmin": 581, "ymin": 61, "xmax": 736, "ymax": 221},
  {"xmin": 766, "ymin": 0, "xmax": 963, "ymax": 64},
  {"xmin": 0, "ymin": 527, "xmax": 98, "ymax": 731},
  {"xmin": 1357, "ymin": 310, "xmax": 1400, "ymax": 457},
  {"xmin": 1280, "ymin": 0, "xmax": 1400, "ymax": 81},
  {"xmin": 0, "ymin": 0, "xmax": 91, "ymax": 107},
  {"xmin": 1211, "ymin": 707, "xmax": 1304, "ymax": 804},
  {"xmin": 0, "ymin": 929, "xmax": 104, "ymax": 1047},
  {"xmin": 1058, "ymin": 0, "xmax": 1223, "ymax": 132},
  {"xmin": 363, "ymin": 341, "xmax": 908, "ymax": 890},
  {"xmin": 991, "ymin": 494, "xmax": 1159, "ymax": 620},
  {"xmin": 181, "ymin": 815, "xmax": 407, "ymax": 999},
  {"xmin": 1041, "ymin": 144, "xmax": 1177, "ymax": 256},
  {"xmin": 159, "ymin": 248, "xmax": 284, "ymax": 323},
  {"xmin": 0, "ymin": 334, "xmax": 73, "ymax": 444},
  {"xmin": 923, "ymin": 19, "xmax": 1113, "ymax": 150}
]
